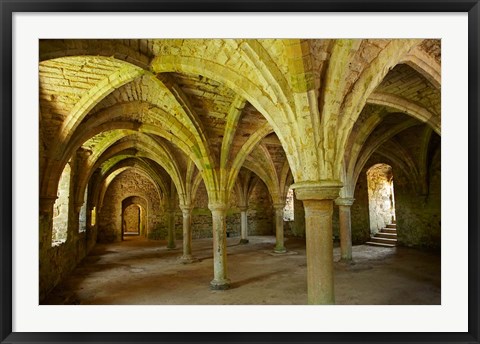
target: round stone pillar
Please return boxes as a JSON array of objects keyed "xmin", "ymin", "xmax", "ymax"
[
  {"xmin": 273, "ymin": 203, "xmax": 287, "ymax": 253},
  {"xmin": 239, "ymin": 206, "xmax": 249, "ymax": 244},
  {"xmin": 292, "ymin": 181, "xmax": 342, "ymax": 305},
  {"xmin": 335, "ymin": 197, "xmax": 355, "ymax": 263},
  {"xmin": 208, "ymin": 203, "xmax": 230, "ymax": 290},
  {"xmin": 179, "ymin": 205, "xmax": 197, "ymax": 263},
  {"xmin": 166, "ymin": 209, "xmax": 176, "ymax": 249}
]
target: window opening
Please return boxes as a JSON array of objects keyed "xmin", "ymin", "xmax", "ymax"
[
  {"xmin": 79, "ymin": 188, "xmax": 87, "ymax": 233},
  {"xmin": 52, "ymin": 162, "xmax": 71, "ymax": 246},
  {"xmin": 283, "ymin": 188, "xmax": 294, "ymax": 221},
  {"xmin": 366, "ymin": 163, "xmax": 396, "ymax": 236}
]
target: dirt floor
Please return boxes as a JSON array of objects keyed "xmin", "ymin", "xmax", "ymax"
[{"xmin": 42, "ymin": 235, "xmax": 441, "ymax": 305}]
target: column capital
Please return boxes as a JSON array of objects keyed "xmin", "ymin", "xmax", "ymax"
[
  {"xmin": 335, "ymin": 197, "xmax": 355, "ymax": 207},
  {"xmin": 39, "ymin": 196, "xmax": 57, "ymax": 214},
  {"xmin": 291, "ymin": 180, "xmax": 343, "ymax": 201},
  {"xmin": 73, "ymin": 203, "xmax": 84, "ymax": 213},
  {"xmin": 208, "ymin": 203, "xmax": 228, "ymax": 212},
  {"xmin": 273, "ymin": 203, "xmax": 285, "ymax": 211},
  {"xmin": 179, "ymin": 204, "xmax": 193, "ymax": 212},
  {"xmin": 165, "ymin": 207, "xmax": 176, "ymax": 214},
  {"xmin": 76, "ymin": 147, "xmax": 93, "ymax": 160},
  {"xmin": 238, "ymin": 205, "xmax": 248, "ymax": 212}
]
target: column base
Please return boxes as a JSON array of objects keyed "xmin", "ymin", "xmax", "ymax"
[
  {"xmin": 167, "ymin": 245, "xmax": 178, "ymax": 250},
  {"xmin": 338, "ymin": 258, "xmax": 355, "ymax": 265},
  {"xmin": 179, "ymin": 255, "xmax": 199, "ymax": 264},
  {"xmin": 308, "ymin": 296, "xmax": 335, "ymax": 305},
  {"xmin": 273, "ymin": 246, "xmax": 287, "ymax": 254},
  {"xmin": 210, "ymin": 279, "xmax": 231, "ymax": 290},
  {"xmin": 239, "ymin": 239, "xmax": 249, "ymax": 244}
]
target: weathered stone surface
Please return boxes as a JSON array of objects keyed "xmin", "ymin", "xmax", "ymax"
[
  {"xmin": 352, "ymin": 132, "xmax": 440, "ymax": 250},
  {"xmin": 98, "ymin": 169, "xmax": 162, "ymax": 243},
  {"xmin": 39, "ymin": 39, "xmax": 441, "ymax": 304}
]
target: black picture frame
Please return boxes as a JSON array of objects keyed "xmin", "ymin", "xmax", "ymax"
[{"xmin": 1, "ymin": 1, "xmax": 479, "ymax": 343}]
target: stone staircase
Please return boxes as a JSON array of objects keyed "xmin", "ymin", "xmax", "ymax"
[{"xmin": 366, "ymin": 221, "xmax": 397, "ymax": 248}]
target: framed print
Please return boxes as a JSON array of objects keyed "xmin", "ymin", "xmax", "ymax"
[{"xmin": 1, "ymin": 1, "xmax": 479, "ymax": 343}]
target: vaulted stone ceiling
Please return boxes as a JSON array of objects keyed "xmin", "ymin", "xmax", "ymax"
[{"xmin": 39, "ymin": 39, "xmax": 441, "ymax": 209}]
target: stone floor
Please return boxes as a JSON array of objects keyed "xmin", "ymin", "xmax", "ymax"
[{"xmin": 42, "ymin": 235, "xmax": 441, "ymax": 305}]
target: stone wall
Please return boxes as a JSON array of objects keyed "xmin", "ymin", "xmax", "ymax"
[
  {"xmin": 351, "ymin": 170, "xmax": 372, "ymax": 244},
  {"xmin": 124, "ymin": 204, "xmax": 140, "ymax": 232},
  {"xmin": 352, "ymin": 148, "xmax": 441, "ymax": 249},
  {"xmin": 39, "ymin": 233, "xmax": 90, "ymax": 301},
  {"xmin": 39, "ymin": 210, "xmax": 90, "ymax": 301},
  {"xmin": 98, "ymin": 170, "xmax": 162, "ymax": 242},
  {"xmin": 97, "ymin": 173, "xmax": 276, "ymax": 243},
  {"xmin": 284, "ymin": 192, "xmax": 306, "ymax": 238},
  {"xmin": 395, "ymin": 148, "xmax": 441, "ymax": 249},
  {"xmin": 39, "ymin": 159, "xmax": 91, "ymax": 301},
  {"xmin": 245, "ymin": 180, "xmax": 275, "ymax": 236},
  {"xmin": 189, "ymin": 179, "xmax": 275, "ymax": 239}
]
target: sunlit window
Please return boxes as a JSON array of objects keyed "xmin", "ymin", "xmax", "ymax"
[
  {"xmin": 367, "ymin": 163, "xmax": 396, "ymax": 235},
  {"xmin": 91, "ymin": 206, "xmax": 96, "ymax": 227},
  {"xmin": 79, "ymin": 188, "xmax": 88, "ymax": 233},
  {"xmin": 283, "ymin": 188, "xmax": 294, "ymax": 221},
  {"xmin": 52, "ymin": 162, "xmax": 71, "ymax": 246}
]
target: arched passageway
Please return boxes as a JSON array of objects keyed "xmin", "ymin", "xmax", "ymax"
[
  {"xmin": 38, "ymin": 38, "xmax": 441, "ymax": 306},
  {"xmin": 121, "ymin": 195, "xmax": 149, "ymax": 240},
  {"xmin": 367, "ymin": 163, "xmax": 396, "ymax": 235},
  {"xmin": 122, "ymin": 204, "xmax": 145, "ymax": 239}
]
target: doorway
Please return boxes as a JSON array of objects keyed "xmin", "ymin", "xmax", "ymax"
[{"xmin": 366, "ymin": 163, "xmax": 396, "ymax": 236}]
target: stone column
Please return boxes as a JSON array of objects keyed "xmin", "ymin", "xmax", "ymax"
[
  {"xmin": 166, "ymin": 209, "xmax": 176, "ymax": 249},
  {"xmin": 39, "ymin": 196, "xmax": 57, "ymax": 251},
  {"xmin": 239, "ymin": 206, "xmax": 249, "ymax": 244},
  {"xmin": 39, "ymin": 196, "xmax": 56, "ymax": 301},
  {"xmin": 179, "ymin": 205, "xmax": 197, "ymax": 263},
  {"xmin": 293, "ymin": 181, "xmax": 342, "ymax": 305},
  {"xmin": 72, "ymin": 203, "xmax": 83, "ymax": 241},
  {"xmin": 73, "ymin": 203, "xmax": 88, "ymax": 257},
  {"xmin": 208, "ymin": 203, "xmax": 230, "ymax": 290},
  {"xmin": 273, "ymin": 203, "xmax": 286, "ymax": 253},
  {"xmin": 335, "ymin": 197, "xmax": 355, "ymax": 263}
]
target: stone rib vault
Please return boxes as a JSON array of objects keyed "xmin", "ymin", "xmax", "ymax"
[{"xmin": 39, "ymin": 39, "xmax": 441, "ymax": 304}]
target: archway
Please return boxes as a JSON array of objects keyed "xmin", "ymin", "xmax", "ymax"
[
  {"xmin": 121, "ymin": 196, "xmax": 148, "ymax": 241},
  {"xmin": 283, "ymin": 187, "xmax": 294, "ymax": 222},
  {"xmin": 366, "ymin": 163, "xmax": 396, "ymax": 236},
  {"xmin": 123, "ymin": 204, "xmax": 142, "ymax": 237},
  {"xmin": 52, "ymin": 161, "xmax": 71, "ymax": 246}
]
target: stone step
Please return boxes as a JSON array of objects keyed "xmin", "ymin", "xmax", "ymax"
[
  {"xmin": 375, "ymin": 232, "xmax": 397, "ymax": 239},
  {"xmin": 369, "ymin": 237, "xmax": 397, "ymax": 245},
  {"xmin": 386, "ymin": 223, "xmax": 397, "ymax": 229},
  {"xmin": 382, "ymin": 228, "xmax": 397, "ymax": 234},
  {"xmin": 365, "ymin": 241, "xmax": 396, "ymax": 248}
]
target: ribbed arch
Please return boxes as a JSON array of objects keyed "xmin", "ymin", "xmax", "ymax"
[
  {"xmin": 335, "ymin": 39, "xmax": 422, "ymax": 178},
  {"xmin": 150, "ymin": 51, "xmax": 302, "ymax": 180},
  {"xmin": 367, "ymin": 93, "xmax": 440, "ymax": 134},
  {"xmin": 41, "ymin": 99, "xmax": 214, "ymax": 201},
  {"xmin": 351, "ymin": 120, "xmax": 420, "ymax": 192},
  {"xmin": 76, "ymin": 134, "xmax": 187, "ymax": 210},
  {"xmin": 97, "ymin": 164, "xmax": 163, "ymax": 211}
]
